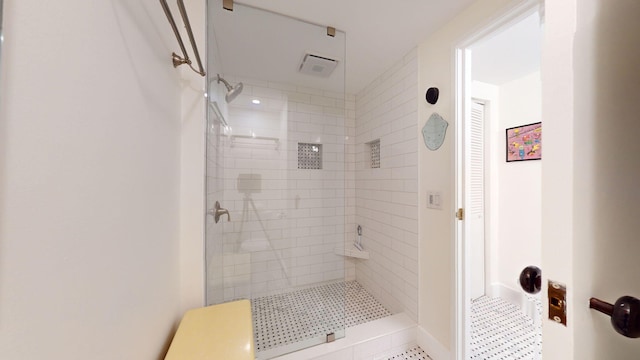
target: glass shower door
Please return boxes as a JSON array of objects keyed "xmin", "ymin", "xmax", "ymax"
[{"xmin": 205, "ymin": 1, "xmax": 347, "ymax": 358}]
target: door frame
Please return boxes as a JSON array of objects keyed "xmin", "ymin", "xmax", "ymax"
[{"xmin": 453, "ymin": 1, "xmax": 542, "ymax": 358}]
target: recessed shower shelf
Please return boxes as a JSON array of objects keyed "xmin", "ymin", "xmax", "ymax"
[{"xmin": 334, "ymin": 245, "xmax": 369, "ymax": 259}]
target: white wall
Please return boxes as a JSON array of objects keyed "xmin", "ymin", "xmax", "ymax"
[
  {"xmin": 417, "ymin": 0, "xmax": 512, "ymax": 351},
  {"xmin": 355, "ymin": 49, "xmax": 419, "ymax": 321},
  {"xmin": 496, "ymin": 71, "xmax": 541, "ymax": 295},
  {"xmin": 179, "ymin": 0, "xmax": 207, "ymax": 313},
  {"xmin": 0, "ymin": 0, "xmax": 182, "ymax": 359}
]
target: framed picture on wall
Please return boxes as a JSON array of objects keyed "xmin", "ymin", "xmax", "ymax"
[{"xmin": 506, "ymin": 122, "xmax": 542, "ymax": 162}]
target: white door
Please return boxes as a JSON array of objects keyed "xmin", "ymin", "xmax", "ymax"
[
  {"xmin": 468, "ymin": 101, "xmax": 486, "ymax": 300},
  {"xmin": 542, "ymin": 0, "xmax": 640, "ymax": 358},
  {"xmin": 572, "ymin": 0, "xmax": 640, "ymax": 357}
]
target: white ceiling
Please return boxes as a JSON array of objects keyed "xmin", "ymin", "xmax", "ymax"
[
  {"xmin": 211, "ymin": 0, "xmax": 477, "ymax": 94},
  {"xmin": 471, "ymin": 12, "xmax": 543, "ymax": 85}
]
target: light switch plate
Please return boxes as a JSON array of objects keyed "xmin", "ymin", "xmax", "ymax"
[{"xmin": 427, "ymin": 191, "xmax": 442, "ymax": 210}]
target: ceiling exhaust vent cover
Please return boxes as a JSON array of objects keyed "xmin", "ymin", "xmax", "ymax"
[{"xmin": 298, "ymin": 53, "xmax": 338, "ymax": 77}]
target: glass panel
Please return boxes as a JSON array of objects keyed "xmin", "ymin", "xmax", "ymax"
[
  {"xmin": 0, "ymin": 1, "xmax": 4, "ymax": 82},
  {"xmin": 205, "ymin": 1, "xmax": 346, "ymax": 358}
]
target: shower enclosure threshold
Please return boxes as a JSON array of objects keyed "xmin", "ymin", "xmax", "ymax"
[{"xmin": 260, "ymin": 313, "xmax": 417, "ymax": 360}]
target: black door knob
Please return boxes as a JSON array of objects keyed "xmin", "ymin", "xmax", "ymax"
[
  {"xmin": 590, "ymin": 296, "xmax": 640, "ymax": 338},
  {"xmin": 519, "ymin": 266, "xmax": 542, "ymax": 294}
]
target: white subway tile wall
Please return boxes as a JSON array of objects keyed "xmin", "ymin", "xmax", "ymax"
[
  {"xmin": 354, "ymin": 48, "xmax": 419, "ymax": 321},
  {"xmin": 215, "ymin": 76, "xmax": 356, "ymax": 300}
]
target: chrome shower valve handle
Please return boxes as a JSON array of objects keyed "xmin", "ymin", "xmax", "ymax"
[{"xmin": 209, "ymin": 201, "xmax": 230, "ymax": 223}]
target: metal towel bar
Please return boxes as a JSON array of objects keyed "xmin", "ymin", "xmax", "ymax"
[{"xmin": 159, "ymin": 0, "xmax": 206, "ymax": 77}]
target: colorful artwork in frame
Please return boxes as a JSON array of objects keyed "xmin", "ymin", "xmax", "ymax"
[{"xmin": 506, "ymin": 122, "xmax": 542, "ymax": 162}]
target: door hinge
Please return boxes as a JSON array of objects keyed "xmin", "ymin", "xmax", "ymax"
[{"xmin": 456, "ymin": 208, "xmax": 464, "ymax": 221}]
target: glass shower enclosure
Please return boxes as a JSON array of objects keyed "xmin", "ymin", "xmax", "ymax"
[{"xmin": 205, "ymin": 1, "xmax": 347, "ymax": 358}]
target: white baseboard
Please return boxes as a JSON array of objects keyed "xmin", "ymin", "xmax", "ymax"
[
  {"xmin": 416, "ymin": 326, "xmax": 450, "ymax": 360},
  {"xmin": 487, "ymin": 283, "xmax": 541, "ymax": 323},
  {"xmin": 488, "ymin": 283, "xmax": 521, "ymax": 308}
]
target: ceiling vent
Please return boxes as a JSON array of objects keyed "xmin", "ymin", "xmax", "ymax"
[{"xmin": 298, "ymin": 52, "xmax": 338, "ymax": 77}]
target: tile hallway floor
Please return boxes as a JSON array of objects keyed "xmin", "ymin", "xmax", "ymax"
[
  {"xmin": 251, "ymin": 280, "xmax": 391, "ymax": 353},
  {"xmin": 470, "ymin": 296, "xmax": 542, "ymax": 359}
]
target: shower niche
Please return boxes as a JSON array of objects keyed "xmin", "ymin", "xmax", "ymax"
[
  {"xmin": 297, "ymin": 142, "xmax": 323, "ymax": 170},
  {"xmin": 205, "ymin": 1, "xmax": 351, "ymax": 358}
]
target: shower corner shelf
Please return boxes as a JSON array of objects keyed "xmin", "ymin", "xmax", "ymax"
[{"xmin": 334, "ymin": 245, "xmax": 369, "ymax": 260}]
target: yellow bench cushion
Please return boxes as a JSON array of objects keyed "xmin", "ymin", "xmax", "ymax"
[{"xmin": 165, "ymin": 300, "xmax": 255, "ymax": 360}]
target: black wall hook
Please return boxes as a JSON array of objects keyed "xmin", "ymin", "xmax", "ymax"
[{"xmin": 425, "ymin": 87, "xmax": 439, "ymax": 105}]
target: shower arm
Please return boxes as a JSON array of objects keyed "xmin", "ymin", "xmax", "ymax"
[
  {"xmin": 217, "ymin": 75, "xmax": 233, "ymax": 91},
  {"xmin": 159, "ymin": 0, "xmax": 206, "ymax": 77}
]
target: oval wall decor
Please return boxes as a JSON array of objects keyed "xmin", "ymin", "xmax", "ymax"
[{"xmin": 422, "ymin": 113, "xmax": 448, "ymax": 151}]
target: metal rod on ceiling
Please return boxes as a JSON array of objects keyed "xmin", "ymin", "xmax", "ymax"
[{"xmin": 159, "ymin": 0, "xmax": 206, "ymax": 77}]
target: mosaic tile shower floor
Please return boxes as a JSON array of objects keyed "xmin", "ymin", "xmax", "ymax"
[
  {"xmin": 251, "ymin": 280, "xmax": 391, "ymax": 353},
  {"xmin": 386, "ymin": 346, "xmax": 430, "ymax": 360},
  {"xmin": 470, "ymin": 296, "xmax": 542, "ymax": 360}
]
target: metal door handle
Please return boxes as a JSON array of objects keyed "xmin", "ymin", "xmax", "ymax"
[
  {"xmin": 590, "ymin": 296, "xmax": 640, "ymax": 338},
  {"xmin": 208, "ymin": 201, "xmax": 230, "ymax": 223}
]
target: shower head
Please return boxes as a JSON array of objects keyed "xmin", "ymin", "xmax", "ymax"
[{"xmin": 217, "ymin": 74, "xmax": 244, "ymax": 103}]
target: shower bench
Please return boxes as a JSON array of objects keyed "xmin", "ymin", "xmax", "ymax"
[{"xmin": 164, "ymin": 299, "xmax": 255, "ymax": 360}]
